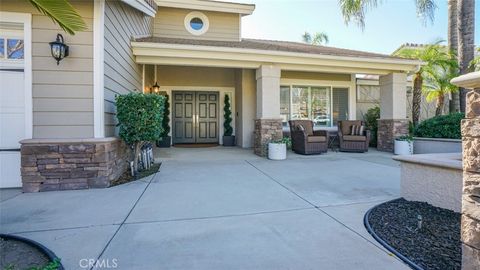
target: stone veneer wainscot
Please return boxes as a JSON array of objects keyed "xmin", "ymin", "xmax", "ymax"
[
  {"xmin": 253, "ymin": 119, "xmax": 282, "ymax": 157},
  {"xmin": 20, "ymin": 138, "xmax": 128, "ymax": 192},
  {"xmin": 377, "ymin": 119, "xmax": 409, "ymax": 152},
  {"xmin": 451, "ymin": 71, "xmax": 480, "ymax": 270}
]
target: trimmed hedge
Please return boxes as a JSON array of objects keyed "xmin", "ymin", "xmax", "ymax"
[{"xmin": 414, "ymin": 113, "xmax": 464, "ymax": 139}]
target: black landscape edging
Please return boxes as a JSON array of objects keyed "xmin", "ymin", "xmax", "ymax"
[
  {"xmin": 363, "ymin": 199, "xmax": 423, "ymax": 270},
  {"xmin": 0, "ymin": 233, "xmax": 64, "ymax": 270}
]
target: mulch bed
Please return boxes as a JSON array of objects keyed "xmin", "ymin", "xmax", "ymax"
[
  {"xmin": 0, "ymin": 237, "xmax": 50, "ymax": 270},
  {"xmin": 110, "ymin": 163, "xmax": 161, "ymax": 186},
  {"xmin": 368, "ymin": 198, "xmax": 461, "ymax": 270}
]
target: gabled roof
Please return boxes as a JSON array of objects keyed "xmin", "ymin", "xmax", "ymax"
[
  {"xmin": 135, "ymin": 36, "xmax": 409, "ymax": 61},
  {"xmin": 155, "ymin": 0, "xmax": 255, "ymax": 15}
]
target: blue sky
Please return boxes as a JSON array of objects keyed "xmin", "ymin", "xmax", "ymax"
[{"xmin": 239, "ymin": 0, "xmax": 479, "ymax": 54}]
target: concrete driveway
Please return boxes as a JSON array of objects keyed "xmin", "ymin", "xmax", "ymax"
[{"xmin": 0, "ymin": 147, "xmax": 409, "ymax": 270}]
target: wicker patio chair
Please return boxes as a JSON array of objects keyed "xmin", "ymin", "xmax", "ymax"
[
  {"xmin": 289, "ymin": 120, "xmax": 329, "ymax": 155},
  {"xmin": 337, "ymin": 120, "xmax": 370, "ymax": 152}
]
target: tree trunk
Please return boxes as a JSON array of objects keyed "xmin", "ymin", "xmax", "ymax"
[
  {"xmin": 412, "ymin": 73, "xmax": 422, "ymax": 126},
  {"xmin": 133, "ymin": 142, "xmax": 141, "ymax": 174},
  {"xmin": 457, "ymin": 0, "xmax": 475, "ymax": 113},
  {"xmin": 436, "ymin": 94, "xmax": 445, "ymax": 116},
  {"xmin": 448, "ymin": 0, "xmax": 460, "ymax": 113}
]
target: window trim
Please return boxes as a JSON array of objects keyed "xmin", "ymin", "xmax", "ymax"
[
  {"xmin": 280, "ymin": 84, "xmax": 351, "ymax": 127},
  {"xmin": 184, "ymin": 11, "xmax": 209, "ymax": 36}
]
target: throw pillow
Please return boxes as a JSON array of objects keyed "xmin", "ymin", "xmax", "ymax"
[{"xmin": 350, "ymin": 125, "xmax": 365, "ymax": 135}]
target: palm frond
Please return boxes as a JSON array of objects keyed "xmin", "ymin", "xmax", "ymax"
[
  {"xmin": 312, "ymin": 32, "xmax": 329, "ymax": 45},
  {"xmin": 301, "ymin": 32, "xmax": 312, "ymax": 44},
  {"xmin": 338, "ymin": 0, "xmax": 380, "ymax": 30},
  {"xmin": 415, "ymin": 0, "xmax": 437, "ymax": 25},
  {"xmin": 28, "ymin": 0, "xmax": 87, "ymax": 35}
]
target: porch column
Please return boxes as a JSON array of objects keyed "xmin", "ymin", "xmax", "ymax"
[
  {"xmin": 377, "ymin": 72, "xmax": 408, "ymax": 152},
  {"xmin": 451, "ymin": 72, "xmax": 480, "ymax": 270},
  {"xmin": 254, "ymin": 65, "xmax": 282, "ymax": 156}
]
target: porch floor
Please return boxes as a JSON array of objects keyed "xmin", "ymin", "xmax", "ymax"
[{"xmin": 0, "ymin": 147, "xmax": 408, "ymax": 269}]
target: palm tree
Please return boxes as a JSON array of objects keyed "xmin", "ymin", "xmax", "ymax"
[
  {"xmin": 422, "ymin": 61, "xmax": 459, "ymax": 116},
  {"xmin": 302, "ymin": 32, "xmax": 329, "ymax": 45},
  {"xmin": 394, "ymin": 42, "xmax": 453, "ymax": 125},
  {"xmin": 338, "ymin": 0, "xmax": 475, "ymax": 113},
  {"xmin": 470, "ymin": 48, "xmax": 480, "ymax": 71},
  {"xmin": 457, "ymin": 0, "xmax": 475, "ymax": 113},
  {"xmin": 28, "ymin": 0, "xmax": 87, "ymax": 35},
  {"xmin": 447, "ymin": 0, "xmax": 459, "ymax": 112}
]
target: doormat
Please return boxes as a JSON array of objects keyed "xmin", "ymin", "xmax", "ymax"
[{"xmin": 174, "ymin": 143, "xmax": 219, "ymax": 148}]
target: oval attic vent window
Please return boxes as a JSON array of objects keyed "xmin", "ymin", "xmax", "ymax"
[
  {"xmin": 190, "ymin": 17, "xmax": 203, "ymax": 30},
  {"xmin": 184, "ymin": 11, "xmax": 209, "ymax": 35}
]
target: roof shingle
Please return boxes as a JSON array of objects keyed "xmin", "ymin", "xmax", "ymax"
[{"xmin": 134, "ymin": 36, "xmax": 407, "ymax": 60}]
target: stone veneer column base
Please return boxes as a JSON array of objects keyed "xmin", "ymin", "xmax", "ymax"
[
  {"xmin": 377, "ymin": 119, "xmax": 409, "ymax": 152},
  {"xmin": 20, "ymin": 137, "xmax": 128, "ymax": 192},
  {"xmin": 254, "ymin": 119, "xmax": 282, "ymax": 157},
  {"xmin": 460, "ymin": 89, "xmax": 480, "ymax": 270}
]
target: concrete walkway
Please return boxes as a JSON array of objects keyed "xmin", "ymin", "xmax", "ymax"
[{"xmin": 0, "ymin": 147, "xmax": 409, "ymax": 270}]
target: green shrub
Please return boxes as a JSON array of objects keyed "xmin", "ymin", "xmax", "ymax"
[
  {"xmin": 160, "ymin": 94, "xmax": 170, "ymax": 138},
  {"xmin": 414, "ymin": 112, "xmax": 464, "ymax": 139},
  {"xmin": 363, "ymin": 106, "xmax": 380, "ymax": 146},
  {"xmin": 223, "ymin": 94, "xmax": 233, "ymax": 136},
  {"xmin": 116, "ymin": 93, "xmax": 165, "ymax": 172}
]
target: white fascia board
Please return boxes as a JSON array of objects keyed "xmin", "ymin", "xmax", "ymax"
[
  {"xmin": 121, "ymin": 0, "xmax": 156, "ymax": 17},
  {"xmin": 131, "ymin": 41, "xmax": 421, "ymax": 71},
  {"xmin": 155, "ymin": 0, "xmax": 255, "ymax": 15}
]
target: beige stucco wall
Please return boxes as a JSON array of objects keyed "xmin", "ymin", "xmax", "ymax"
[
  {"xmin": 104, "ymin": 0, "xmax": 154, "ymax": 136},
  {"xmin": 153, "ymin": 65, "xmax": 236, "ymax": 144},
  {"xmin": 153, "ymin": 7, "xmax": 240, "ymax": 41},
  {"xmin": 235, "ymin": 69, "xmax": 256, "ymax": 148},
  {"xmin": 282, "ymin": 71, "xmax": 351, "ymax": 81},
  {"xmin": 400, "ymin": 161, "xmax": 463, "ymax": 212},
  {"xmin": 156, "ymin": 66, "xmax": 235, "ymax": 87},
  {"xmin": 1, "ymin": 0, "xmax": 94, "ymax": 138}
]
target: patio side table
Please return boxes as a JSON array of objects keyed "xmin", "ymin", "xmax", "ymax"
[{"xmin": 328, "ymin": 131, "xmax": 339, "ymax": 152}]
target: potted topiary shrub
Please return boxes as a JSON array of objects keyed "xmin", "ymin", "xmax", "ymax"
[
  {"xmin": 156, "ymin": 94, "xmax": 171, "ymax": 148},
  {"xmin": 394, "ymin": 135, "xmax": 414, "ymax": 155},
  {"xmin": 223, "ymin": 94, "xmax": 235, "ymax": 146},
  {"xmin": 268, "ymin": 138, "xmax": 290, "ymax": 160}
]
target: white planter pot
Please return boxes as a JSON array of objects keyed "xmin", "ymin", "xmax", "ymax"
[
  {"xmin": 394, "ymin": 140, "xmax": 413, "ymax": 155},
  {"xmin": 268, "ymin": 143, "xmax": 287, "ymax": 160}
]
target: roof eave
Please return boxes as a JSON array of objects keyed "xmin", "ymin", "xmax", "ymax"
[
  {"xmin": 154, "ymin": 0, "xmax": 255, "ymax": 15},
  {"xmin": 131, "ymin": 41, "xmax": 421, "ymax": 73}
]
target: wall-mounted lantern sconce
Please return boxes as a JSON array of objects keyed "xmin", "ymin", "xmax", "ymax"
[
  {"xmin": 49, "ymin": 34, "xmax": 69, "ymax": 65},
  {"xmin": 152, "ymin": 82, "xmax": 160, "ymax": 93}
]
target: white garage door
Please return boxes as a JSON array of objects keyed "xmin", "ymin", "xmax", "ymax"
[{"xmin": 0, "ymin": 28, "xmax": 26, "ymax": 188}]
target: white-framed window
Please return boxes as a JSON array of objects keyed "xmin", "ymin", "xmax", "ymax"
[
  {"xmin": 281, "ymin": 85, "xmax": 349, "ymax": 127},
  {"xmin": 184, "ymin": 11, "xmax": 209, "ymax": 36},
  {"xmin": 0, "ymin": 27, "xmax": 24, "ymax": 69}
]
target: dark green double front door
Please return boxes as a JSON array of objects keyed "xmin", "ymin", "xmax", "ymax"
[{"xmin": 172, "ymin": 91, "xmax": 219, "ymax": 144}]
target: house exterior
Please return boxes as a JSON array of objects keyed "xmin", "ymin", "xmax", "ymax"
[{"xmin": 0, "ymin": 0, "xmax": 419, "ymax": 191}]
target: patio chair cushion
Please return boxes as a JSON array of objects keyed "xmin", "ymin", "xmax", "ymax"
[
  {"xmin": 350, "ymin": 125, "xmax": 365, "ymax": 135},
  {"xmin": 341, "ymin": 120, "xmax": 362, "ymax": 135},
  {"xmin": 343, "ymin": 135, "xmax": 367, "ymax": 142},
  {"xmin": 307, "ymin": 136, "xmax": 327, "ymax": 143}
]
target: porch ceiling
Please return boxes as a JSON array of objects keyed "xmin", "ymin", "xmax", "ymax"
[{"xmin": 132, "ymin": 37, "xmax": 421, "ymax": 75}]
